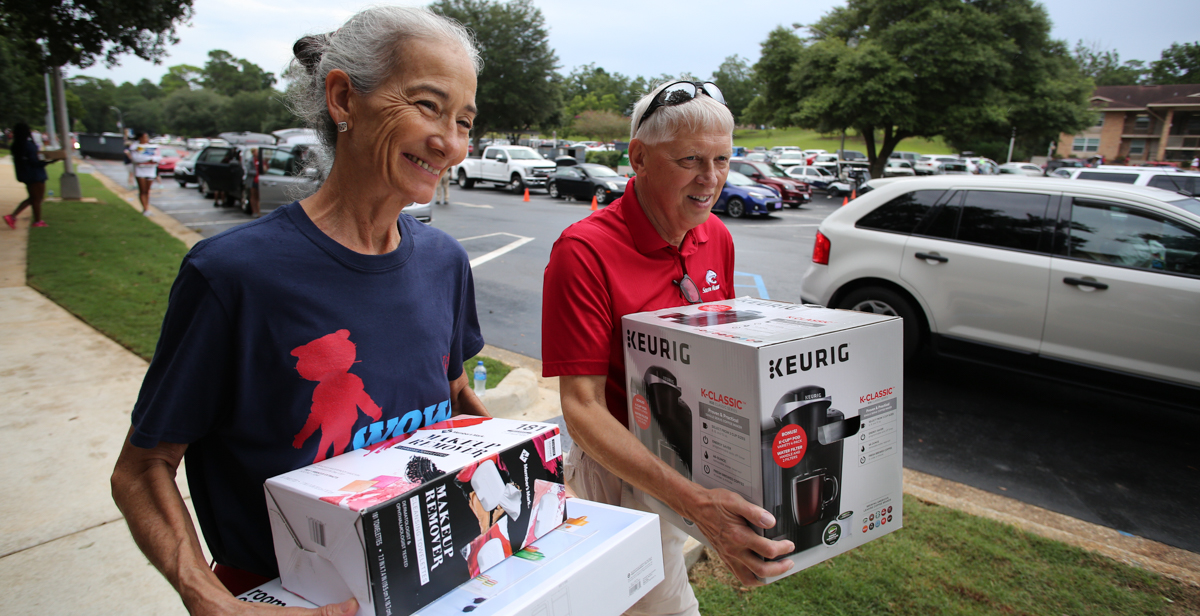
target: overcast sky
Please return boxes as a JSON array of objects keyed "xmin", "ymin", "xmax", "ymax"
[{"xmin": 75, "ymin": 0, "xmax": 1196, "ymax": 88}]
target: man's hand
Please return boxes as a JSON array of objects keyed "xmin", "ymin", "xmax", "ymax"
[{"xmin": 559, "ymin": 375, "xmax": 794, "ymax": 588}]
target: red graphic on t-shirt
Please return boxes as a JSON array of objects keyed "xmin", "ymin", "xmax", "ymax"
[{"xmin": 292, "ymin": 329, "xmax": 383, "ymax": 463}]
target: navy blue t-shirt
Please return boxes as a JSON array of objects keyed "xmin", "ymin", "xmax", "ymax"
[{"xmin": 130, "ymin": 201, "xmax": 484, "ymax": 577}]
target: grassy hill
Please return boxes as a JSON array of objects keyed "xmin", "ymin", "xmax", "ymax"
[{"xmin": 734, "ymin": 127, "xmax": 955, "ymax": 155}]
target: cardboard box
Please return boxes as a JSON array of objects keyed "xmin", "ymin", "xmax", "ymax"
[
  {"xmin": 622, "ymin": 297, "xmax": 903, "ymax": 582},
  {"xmin": 265, "ymin": 417, "xmax": 567, "ymax": 616},
  {"xmin": 242, "ymin": 499, "xmax": 664, "ymax": 616}
]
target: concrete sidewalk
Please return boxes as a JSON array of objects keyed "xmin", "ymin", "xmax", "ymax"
[{"xmin": 1, "ymin": 161, "xmax": 1195, "ymax": 615}]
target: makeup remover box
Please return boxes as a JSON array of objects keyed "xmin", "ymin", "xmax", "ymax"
[
  {"xmin": 622, "ymin": 297, "xmax": 903, "ymax": 582},
  {"xmin": 265, "ymin": 417, "xmax": 566, "ymax": 616},
  {"xmin": 243, "ymin": 499, "xmax": 664, "ymax": 616}
]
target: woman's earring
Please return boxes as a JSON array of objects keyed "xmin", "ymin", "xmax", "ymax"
[{"xmin": 337, "ymin": 121, "xmax": 348, "ymax": 133}]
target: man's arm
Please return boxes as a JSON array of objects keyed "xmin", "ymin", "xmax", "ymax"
[
  {"xmin": 449, "ymin": 370, "xmax": 491, "ymax": 418},
  {"xmin": 111, "ymin": 427, "xmax": 356, "ymax": 615},
  {"xmin": 559, "ymin": 375, "xmax": 794, "ymax": 586}
]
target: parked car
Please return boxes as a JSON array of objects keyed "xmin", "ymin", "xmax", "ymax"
[
  {"xmin": 405, "ymin": 200, "xmax": 432, "ymax": 224},
  {"xmin": 457, "ymin": 145, "xmax": 555, "ymax": 193},
  {"xmin": 1067, "ymin": 167, "xmax": 1200, "ymax": 196},
  {"xmin": 174, "ymin": 150, "xmax": 202, "ymax": 186},
  {"xmin": 713, "ymin": 171, "xmax": 783, "ymax": 218},
  {"xmin": 744, "ymin": 152, "xmax": 769, "ymax": 163},
  {"xmin": 155, "ymin": 147, "xmax": 185, "ymax": 176},
  {"xmin": 772, "ymin": 151, "xmax": 809, "ymax": 168},
  {"xmin": 768, "ymin": 146, "xmax": 801, "ymax": 160},
  {"xmin": 1044, "ymin": 158, "xmax": 1086, "ymax": 176},
  {"xmin": 938, "ymin": 161, "xmax": 971, "ymax": 175},
  {"xmin": 998, "ymin": 162, "xmax": 1045, "ymax": 177},
  {"xmin": 547, "ymin": 163, "xmax": 628, "ymax": 204},
  {"xmin": 883, "ymin": 160, "xmax": 916, "ymax": 177},
  {"xmin": 195, "ymin": 143, "xmax": 321, "ymax": 213},
  {"xmin": 800, "ymin": 175, "xmax": 1200, "ymax": 389},
  {"xmin": 914, "ymin": 155, "xmax": 960, "ymax": 175},
  {"xmin": 729, "ymin": 158, "xmax": 812, "ymax": 207},
  {"xmin": 786, "ymin": 165, "xmax": 835, "ymax": 189},
  {"xmin": 838, "ymin": 150, "xmax": 867, "ymax": 161},
  {"xmin": 890, "ymin": 151, "xmax": 920, "ymax": 162}
]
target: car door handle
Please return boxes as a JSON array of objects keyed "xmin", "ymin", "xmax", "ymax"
[
  {"xmin": 914, "ymin": 252, "xmax": 949, "ymax": 263},
  {"xmin": 1063, "ymin": 277, "xmax": 1109, "ymax": 291}
]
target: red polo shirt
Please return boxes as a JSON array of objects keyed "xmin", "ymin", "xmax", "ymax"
[{"xmin": 542, "ymin": 177, "xmax": 736, "ymax": 425}]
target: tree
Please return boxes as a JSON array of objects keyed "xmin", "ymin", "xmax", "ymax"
[
  {"xmin": 1150, "ymin": 42, "xmax": 1200, "ymax": 85},
  {"xmin": 161, "ymin": 88, "xmax": 226, "ymax": 136},
  {"xmin": 570, "ymin": 110, "xmax": 629, "ymax": 142},
  {"xmin": 563, "ymin": 63, "xmax": 647, "ymax": 116},
  {"xmin": 710, "ymin": 55, "xmax": 758, "ymax": 124},
  {"xmin": 744, "ymin": 27, "xmax": 804, "ymax": 127},
  {"xmin": 0, "ymin": 37, "xmax": 46, "ymax": 129},
  {"xmin": 222, "ymin": 89, "xmax": 296, "ymax": 133},
  {"xmin": 160, "ymin": 64, "xmax": 202, "ymax": 93},
  {"xmin": 66, "ymin": 76, "xmax": 120, "ymax": 133},
  {"xmin": 430, "ymin": 0, "xmax": 562, "ymax": 152},
  {"xmin": 0, "ymin": 0, "xmax": 194, "ymax": 69},
  {"xmin": 201, "ymin": 50, "xmax": 276, "ymax": 96},
  {"xmin": 1073, "ymin": 40, "xmax": 1146, "ymax": 86},
  {"xmin": 755, "ymin": 0, "xmax": 1092, "ymax": 177}
]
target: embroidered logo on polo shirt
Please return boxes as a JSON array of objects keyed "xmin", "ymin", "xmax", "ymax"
[{"xmin": 702, "ymin": 269, "xmax": 720, "ymax": 294}]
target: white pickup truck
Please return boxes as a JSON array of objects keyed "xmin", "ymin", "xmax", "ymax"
[{"xmin": 456, "ymin": 146, "xmax": 556, "ymax": 194}]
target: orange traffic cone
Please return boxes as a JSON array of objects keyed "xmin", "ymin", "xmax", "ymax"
[
  {"xmin": 590, "ymin": 196, "xmax": 598, "ymax": 211},
  {"xmin": 842, "ymin": 196, "xmax": 848, "ymax": 206},
  {"xmin": 523, "ymin": 188, "xmax": 530, "ymax": 202},
  {"xmin": 851, "ymin": 188, "xmax": 857, "ymax": 200}
]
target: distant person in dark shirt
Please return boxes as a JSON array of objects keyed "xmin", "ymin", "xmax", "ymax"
[{"xmin": 5, "ymin": 122, "xmax": 59, "ymax": 229}]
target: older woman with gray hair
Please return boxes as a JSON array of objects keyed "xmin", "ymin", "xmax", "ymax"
[
  {"xmin": 542, "ymin": 80, "xmax": 796, "ymax": 614},
  {"xmin": 111, "ymin": 6, "xmax": 487, "ymax": 614}
]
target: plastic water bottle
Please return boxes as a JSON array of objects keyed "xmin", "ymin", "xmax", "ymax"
[{"xmin": 473, "ymin": 360, "xmax": 487, "ymax": 395}]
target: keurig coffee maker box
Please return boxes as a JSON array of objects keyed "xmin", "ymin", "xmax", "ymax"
[
  {"xmin": 265, "ymin": 417, "xmax": 566, "ymax": 616},
  {"xmin": 623, "ymin": 298, "xmax": 903, "ymax": 582}
]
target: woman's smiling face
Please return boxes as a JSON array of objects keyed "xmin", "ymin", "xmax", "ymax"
[{"xmin": 350, "ymin": 38, "xmax": 476, "ymax": 205}]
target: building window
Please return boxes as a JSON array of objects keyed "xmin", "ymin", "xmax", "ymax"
[
  {"xmin": 1073, "ymin": 137, "xmax": 1101, "ymax": 152},
  {"xmin": 1134, "ymin": 114, "xmax": 1151, "ymax": 131},
  {"xmin": 1094, "ymin": 114, "xmax": 1105, "ymax": 128},
  {"xmin": 1129, "ymin": 139, "xmax": 1145, "ymax": 155}
]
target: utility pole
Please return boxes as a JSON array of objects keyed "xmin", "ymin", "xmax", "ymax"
[
  {"xmin": 110, "ymin": 106, "xmax": 124, "ymax": 138},
  {"xmin": 43, "ymin": 73, "xmax": 59, "ymax": 148},
  {"xmin": 1006, "ymin": 127, "xmax": 1016, "ymax": 164},
  {"xmin": 52, "ymin": 66, "xmax": 82, "ymax": 199}
]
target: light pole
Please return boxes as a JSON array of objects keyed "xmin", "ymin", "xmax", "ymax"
[
  {"xmin": 53, "ymin": 66, "xmax": 81, "ymax": 199},
  {"xmin": 109, "ymin": 106, "xmax": 124, "ymax": 138}
]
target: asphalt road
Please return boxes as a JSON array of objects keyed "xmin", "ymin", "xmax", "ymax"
[{"xmin": 87, "ymin": 159, "xmax": 1200, "ymax": 554}]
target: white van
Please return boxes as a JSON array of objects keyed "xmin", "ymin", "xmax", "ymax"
[{"xmin": 1069, "ymin": 167, "xmax": 1200, "ymax": 196}]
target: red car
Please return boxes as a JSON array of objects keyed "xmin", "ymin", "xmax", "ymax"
[
  {"xmin": 155, "ymin": 147, "xmax": 185, "ymax": 175},
  {"xmin": 729, "ymin": 158, "xmax": 812, "ymax": 207}
]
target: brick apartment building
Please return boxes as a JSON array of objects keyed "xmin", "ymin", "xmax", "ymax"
[{"xmin": 1056, "ymin": 84, "xmax": 1200, "ymax": 165}]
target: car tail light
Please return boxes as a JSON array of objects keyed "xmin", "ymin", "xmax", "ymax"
[{"xmin": 813, "ymin": 231, "xmax": 831, "ymax": 265}]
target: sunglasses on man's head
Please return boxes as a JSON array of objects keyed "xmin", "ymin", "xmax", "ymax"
[{"xmin": 636, "ymin": 81, "xmax": 727, "ymax": 133}]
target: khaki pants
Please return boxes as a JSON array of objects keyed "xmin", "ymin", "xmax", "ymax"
[
  {"xmin": 565, "ymin": 446, "xmax": 700, "ymax": 616},
  {"xmin": 436, "ymin": 173, "xmax": 451, "ymax": 204}
]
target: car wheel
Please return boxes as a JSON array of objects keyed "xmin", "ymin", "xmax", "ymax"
[
  {"xmin": 458, "ymin": 169, "xmax": 474, "ymax": 189},
  {"xmin": 177, "ymin": 178, "xmax": 187, "ymax": 188},
  {"xmin": 548, "ymin": 181, "xmax": 560, "ymax": 199},
  {"xmin": 510, "ymin": 174, "xmax": 524, "ymax": 194},
  {"xmin": 838, "ymin": 286, "xmax": 923, "ymax": 361},
  {"xmin": 241, "ymin": 185, "xmax": 253, "ymax": 214},
  {"xmin": 726, "ymin": 197, "xmax": 745, "ymax": 218},
  {"xmin": 827, "ymin": 185, "xmax": 839, "ymax": 198},
  {"xmin": 594, "ymin": 187, "xmax": 608, "ymax": 205}
]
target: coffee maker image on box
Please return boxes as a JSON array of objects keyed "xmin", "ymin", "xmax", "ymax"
[
  {"xmin": 643, "ymin": 366, "xmax": 692, "ymax": 480},
  {"xmin": 761, "ymin": 385, "xmax": 860, "ymax": 553}
]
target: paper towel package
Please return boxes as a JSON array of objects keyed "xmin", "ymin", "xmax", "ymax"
[
  {"xmin": 622, "ymin": 297, "xmax": 904, "ymax": 582},
  {"xmin": 264, "ymin": 417, "xmax": 566, "ymax": 616},
  {"xmin": 242, "ymin": 499, "xmax": 664, "ymax": 616}
]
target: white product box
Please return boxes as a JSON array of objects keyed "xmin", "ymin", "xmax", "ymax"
[
  {"xmin": 265, "ymin": 417, "xmax": 567, "ymax": 616},
  {"xmin": 622, "ymin": 297, "xmax": 903, "ymax": 582},
  {"xmin": 242, "ymin": 499, "xmax": 664, "ymax": 616}
]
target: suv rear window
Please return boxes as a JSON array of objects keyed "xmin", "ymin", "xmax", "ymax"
[
  {"xmin": 856, "ymin": 190, "xmax": 944, "ymax": 233},
  {"xmin": 1077, "ymin": 171, "xmax": 1138, "ymax": 184},
  {"xmin": 1147, "ymin": 175, "xmax": 1199, "ymax": 196},
  {"xmin": 919, "ymin": 190, "xmax": 1051, "ymax": 252}
]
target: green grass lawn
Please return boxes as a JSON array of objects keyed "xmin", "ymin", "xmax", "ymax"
[
  {"xmin": 692, "ymin": 494, "xmax": 1197, "ymax": 616},
  {"xmin": 27, "ymin": 169, "xmax": 513, "ymax": 388},
  {"xmin": 464, "ymin": 355, "xmax": 512, "ymax": 389},
  {"xmin": 734, "ymin": 127, "xmax": 955, "ymax": 155}
]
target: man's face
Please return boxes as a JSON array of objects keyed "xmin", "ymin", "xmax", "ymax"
[{"xmin": 629, "ymin": 129, "xmax": 731, "ymax": 243}]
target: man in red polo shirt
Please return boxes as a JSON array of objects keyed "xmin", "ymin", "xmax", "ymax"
[{"xmin": 543, "ymin": 82, "xmax": 794, "ymax": 615}]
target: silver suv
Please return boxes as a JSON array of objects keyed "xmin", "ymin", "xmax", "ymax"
[{"xmin": 800, "ymin": 176, "xmax": 1200, "ymax": 388}]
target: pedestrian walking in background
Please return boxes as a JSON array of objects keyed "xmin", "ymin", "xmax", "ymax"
[
  {"xmin": 437, "ymin": 167, "xmax": 451, "ymax": 204},
  {"xmin": 248, "ymin": 147, "xmax": 262, "ymax": 217},
  {"xmin": 1192, "ymin": 156, "xmax": 1198, "ymax": 170},
  {"xmin": 5, "ymin": 122, "xmax": 60, "ymax": 229},
  {"xmin": 129, "ymin": 132, "xmax": 160, "ymax": 216},
  {"xmin": 124, "ymin": 143, "xmax": 135, "ymax": 187}
]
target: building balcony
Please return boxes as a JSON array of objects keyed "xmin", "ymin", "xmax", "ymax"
[{"xmin": 1166, "ymin": 135, "xmax": 1200, "ymax": 149}]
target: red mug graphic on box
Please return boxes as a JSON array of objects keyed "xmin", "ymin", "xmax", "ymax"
[{"xmin": 291, "ymin": 329, "xmax": 383, "ymax": 463}]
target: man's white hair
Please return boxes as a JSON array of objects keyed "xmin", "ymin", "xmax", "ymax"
[{"xmin": 629, "ymin": 81, "xmax": 735, "ymax": 145}]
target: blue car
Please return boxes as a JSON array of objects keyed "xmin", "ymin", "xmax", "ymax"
[{"xmin": 713, "ymin": 171, "xmax": 782, "ymax": 218}]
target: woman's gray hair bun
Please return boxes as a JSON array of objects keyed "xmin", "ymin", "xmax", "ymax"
[{"xmin": 286, "ymin": 6, "xmax": 480, "ymax": 163}]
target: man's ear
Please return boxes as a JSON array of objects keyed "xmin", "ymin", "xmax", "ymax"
[{"xmin": 628, "ymin": 139, "xmax": 647, "ymax": 175}]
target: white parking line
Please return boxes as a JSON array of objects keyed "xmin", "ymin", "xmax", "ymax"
[
  {"xmin": 454, "ymin": 202, "xmax": 494, "ymax": 209},
  {"xmin": 460, "ymin": 232, "xmax": 535, "ymax": 268}
]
